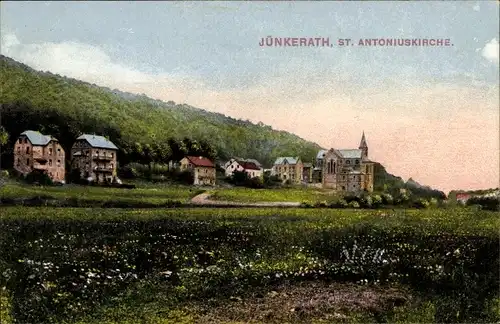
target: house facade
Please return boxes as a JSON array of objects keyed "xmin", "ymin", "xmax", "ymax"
[
  {"xmin": 302, "ymin": 163, "xmax": 313, "ymax": 183},
  {"xmin": 224, "ymin": 158, "xmax": 263, "ymax": 178},
  {"xmin": 13, "ymin": 130, "xmax": 66, "ymax": 183},
  {"xmin": 180, "ymin": 156, "xmax": 216, "ymax": 186},
  {"xmin": 271, "ymin": 157, "xmax": 303, "ymax": 184},
  {"xmin": 321, "ymin": 132, "xmax": 374, "ymax": 192},
  {"xmin": 70, "ymin": 134, "xmax": 118, "ymax": 183}
]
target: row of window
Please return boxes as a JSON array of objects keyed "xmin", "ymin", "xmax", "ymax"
[
  {"xmin": 16, "ymin": 158, "xmax": 62, "ymax": 167},
  {"xmin": 17, "ymin": 146, "xmax": 62, "ymax": 155}
]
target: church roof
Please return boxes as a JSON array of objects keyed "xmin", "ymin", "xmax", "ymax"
[
  {"xmin": 316, "ymin": 149, "xmax": 327, "ymax": 159},
  {"xmin": 338, "ymin": 149, "xmax": 363, "ymax": 159}
]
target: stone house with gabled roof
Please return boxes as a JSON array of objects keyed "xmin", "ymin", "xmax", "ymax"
[
  {"xmin": 321, "ymin": 132, "xmax": 374, "ymax": 192},
  {"xmin": 13, "ymin": 130, "xmax": 66, "ymax": 182},
  {"xmin": 224, "ymin": 158, "xmax": 263, "ymax": 179},
  {"xmin": 180, "ymin": 155, "xmax": 216, "ymax": 186},
  {"xmin": 70, "ymin": 134, "xmax": 118, "ymax": 183},
  {"xmin": 271, "ymin": 156, "xmax": 303, "ymax": 184}
]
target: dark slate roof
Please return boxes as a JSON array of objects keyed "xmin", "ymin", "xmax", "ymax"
[
  {"xmin": 77, "ymin": 134, "xmax": 118, "ymax": 150},
  {"xmin": 20, "ymin": 130, "xmax": 55, "ymax": 146}
]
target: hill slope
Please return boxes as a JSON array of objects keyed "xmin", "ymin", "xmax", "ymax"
[
  {"xmin": 0, "ymin": 55, "xmax": 321, "ymax": 167},
  {"xmin": 0, "ymin": 55, "xmax": 445, "ymax": 198}
]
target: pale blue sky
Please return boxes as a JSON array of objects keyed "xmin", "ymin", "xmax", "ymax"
[
  {"xmin": 1, "ymin": 1, "xmax": 498, "ymax": 89},
  {"xmin": 1, "ymin": 1, "xmax": 499, "ymax": 192}
]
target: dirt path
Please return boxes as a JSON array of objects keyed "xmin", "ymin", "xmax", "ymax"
[{"xmin": 191, "ymin": 192, "xmax": 301, "ymax": 207}]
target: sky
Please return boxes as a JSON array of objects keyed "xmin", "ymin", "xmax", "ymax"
[{"xmin": 1, "ymin": 1, "xmax": 499, "ymax": 193}]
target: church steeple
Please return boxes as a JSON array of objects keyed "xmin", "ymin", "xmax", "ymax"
[{"xmin": 359, "ymin": 131, "xmax": 368, "ymax": 159}]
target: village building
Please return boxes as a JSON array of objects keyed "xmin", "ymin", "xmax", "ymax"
[
  {"xmin": 271, "ymin": 157, "xmax": 303, "ymax": 184},
  {"xmin": 70, "ymin": 134, "xmax": 118, "ymax": 183},
  {"xmin": 13, "ymin": 130, "xmax": 66, "ymax": 183},
  {"xmin": 180, "ymin": 156, "xmax": 216, "ymax": 186},
  {"xmin": 302, "ymin": 162, "xmax": 313, "ymax": 183},
  {"xmin": 224, "ymin": 158, "xmax": 263, "ymax": 178},
  {"xmin": 320, "ymin": 132, "xmax": 375, "ymax": 192}
]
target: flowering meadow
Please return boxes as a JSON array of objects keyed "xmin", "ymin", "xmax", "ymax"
[{"xmin": 0, "ymin": 207, "xmax": 499, "ymax": 323}]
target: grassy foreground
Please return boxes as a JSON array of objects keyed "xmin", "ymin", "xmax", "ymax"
[{"xmin": 1, "ymin": 207, "xmax": 499, "ymax": 323}]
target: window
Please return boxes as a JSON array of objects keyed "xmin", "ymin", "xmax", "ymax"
[
  {"xmin": 49, "ymin": 159, "xmax": 52, "ymax": 166},
  {"xmin": 333, "ymin": 162, "xmax": 336, "ymax": 174},
  {"xmin": 111, "ymin": 153, "xmax": 114, "ymax": 158},
  {"xmin": 17, "ymin": 147, "xmax": 20, "ymax": 153},
  {"xmin": 56, "ymin": 172, "xmax": 58, "ymax": 177},
  {"xmin": 49, "ymin": 148, "xmax": 53, "ymax": 155},
  {"xmin": 26, "ymin": 147, "xmax": 30, "ymax": 154},
  {"xmin": 346, "ymin": 160, "xmax": 350, "ymax": 164},
  {"xmin": 27, "ymin": 158, "xmax": 30, "ymax": 165},
  {"xmin": 17, "ymin": 158, "xmax": 20, "ymax": 166},
  {"xmin": 355, "ymin": 159, "xmax": 360, "ymax": 165},
  {"xmin": 57, "ymin": 160, "xmax": 61, "ymax": 167},
  {"xmin": 24, "ymin": 138, "xmax": 28, "ymax": 144}
]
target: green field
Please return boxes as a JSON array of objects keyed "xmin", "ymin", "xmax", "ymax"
[
  {"xmin": 210, "ymin": 187, "xmax": 339, "ymax": 203},
  {"xmin": 1, "ymin": 206, "xmax": 499, "ymax": 323},
  {"xmin": 0, "ymin": 183, "xmax": 203, "ymax": 204}
]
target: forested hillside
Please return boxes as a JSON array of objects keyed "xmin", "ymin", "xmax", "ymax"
[{"xmin": 0, "ymin": 55, "xmax": 321, "ymax": 168}]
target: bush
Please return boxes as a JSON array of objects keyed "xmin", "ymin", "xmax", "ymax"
[
  {"xmin": 371, "ymin": 194, "xmax": 383, "ymax": 208},
  {"xmin": 381, "ymin": 193, "xmax": 394, "ymax": 205},
  {"xmin": 467, "ymin": 196, "xmax": 499, "ymax": 211},
  {"xmin": 348, "ymin": 200, "xmax": 360, "ymax": 208},
  {"xmin": 24, "ymin": 171, "xmax": 53, "ymax": 186},
  {"xmin": 314, "ymin": 200, "xmax": 328, "ymax": 208},
  {"xmin": 414, "ymin": 198, "xmax": 430, "ymax": 209}
]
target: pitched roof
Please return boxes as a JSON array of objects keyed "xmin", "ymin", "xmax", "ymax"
[
  {"xmin": 20, "ymin": 130, "xmax": 56, "ymax": 146},
  {"xmin": 243, "ymin": 158, "xmax": 262, "ymax": 167},
  {"xmin": 274, "ymin": 157, "xmax": 300, "ymax": 165},
  {"xmin": 303, "ymin": 163, "xmax": 313, "ymax": 168},
  {"xmin": 359, "ymin": 131, "xmax": 368, "ymax": 148},
  {"xmin": 316, "ymin": 150, "xmax": 327, "ymax": 159},
  {"xmin": 185, "ymin": 156, "xmax": 215, "ymax": 168},
  {"xmin": 77, "ymin": 134, "xmax": 118, "ymax": 150},
  {"xmin": 338, "ymin": 149, "xmax": 363, "ymax": 159},
  {"xmin": 237, "ymin": 160, "xmax": 261, "ymax": 170}
]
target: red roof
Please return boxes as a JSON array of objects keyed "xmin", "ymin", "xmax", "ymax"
[
  {"xmin": 237, "ymin": 160, "xmax": 261, "ymax": 171},
  {"xmin": 185, "ymin": 156, "xmax": 215, "ymax": 168}
]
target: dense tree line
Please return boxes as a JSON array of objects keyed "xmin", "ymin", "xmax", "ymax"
[{"xmin": 0, "ymin": 55, "xmax": 321, "ymax": 170}]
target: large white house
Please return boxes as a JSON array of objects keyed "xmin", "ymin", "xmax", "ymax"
[{"xmin": 224, "ymin": 158, "xmax": 263, "ymax": 179}]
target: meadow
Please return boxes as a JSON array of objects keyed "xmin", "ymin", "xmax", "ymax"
[
  {"xmin": 209, "ymin": 187, "xmax": 337, "ymax": 203},
  {"xmin": 0, "ymin": 182, "xmax": 203, "ymax": 205},
  {"xmin": 0, "ymin": 207, "xmax": 498, "ymax": 323}
]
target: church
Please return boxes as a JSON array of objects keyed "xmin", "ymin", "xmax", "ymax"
[{"xmin": 314, "ymin": 132, "xmax": 375, "ymax": 192}]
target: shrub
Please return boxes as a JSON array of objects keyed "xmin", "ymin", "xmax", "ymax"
[
  {"xmin": 371, "ymin": 194, "xmax": 383, "ymax": 208},
  {"xmin": 467, "ymin": 196, "xmax": 499, "ymax": 212},
  {"xmin": 348, "ymin": 200, "xmax": 360, "ymax": 208},
  {"xmin": 361, "ymin": 195, "xmax": 373, "ymax": 208},
  {"xmin": 24, "ymin": 171, "xmax": 53, "ymax": 186},
  {"xmin": 381, "ymin": 193, "xmax": 394, "ymax": 205},
  {"xmin": 314, "ymin": 200, "xmax": 328, "ymax": 208},
  {"xmin": 414, "ymin": 198, "xmax": 430, "ymax": 209}
]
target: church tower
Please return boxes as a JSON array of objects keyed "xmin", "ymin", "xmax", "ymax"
[{"xmin": 359, "ymin": 131, "xmax": 368, "ymax": 160}]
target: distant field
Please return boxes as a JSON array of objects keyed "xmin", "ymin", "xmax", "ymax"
[
  {"xmin": 0, "ymin": 183, "xmax": 203, "ymax": 204},
  {"xmin": 210, "ymin": 187, "xmax": 339, "ymax": 203}
]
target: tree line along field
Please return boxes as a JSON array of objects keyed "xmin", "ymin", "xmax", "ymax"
[{"xmin": 0, "ymin": 206, "xmax": 499, "ymax": 323}]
